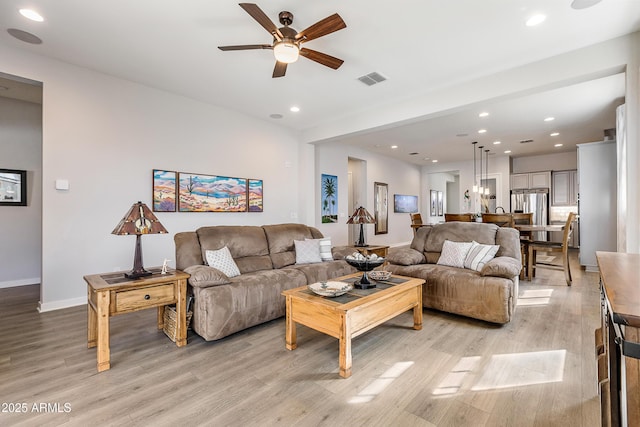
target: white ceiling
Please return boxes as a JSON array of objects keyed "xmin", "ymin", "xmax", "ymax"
[{"xmin": 0, "ymin": 0, "xmax": 637, "ymax": 164}]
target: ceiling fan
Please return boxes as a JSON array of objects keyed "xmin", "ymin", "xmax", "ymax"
[{"xmin": 218, "ymin": 3, "xmax": 346, "ymax": 78}]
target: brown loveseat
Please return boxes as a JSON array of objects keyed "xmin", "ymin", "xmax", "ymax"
[
  {"xmin": 174, "ymin": 223, "xmax": 355, "ymax": 341},
  {"xmin": 385, "ymin": 222, "xmax": 522, "ymax": 324}
]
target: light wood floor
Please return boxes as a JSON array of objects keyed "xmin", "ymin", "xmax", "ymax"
[{"xmin": 0, "ymin": 252, "xmax": 601, "ymax": 426}]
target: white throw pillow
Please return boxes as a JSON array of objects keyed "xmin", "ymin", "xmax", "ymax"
[
  {"xmin": 205, "ymin": 246, "xmax": 241, "ymax": 278},
  {"xmin": 437, "ymin": 240, "xmax": 473, "ymax": 268},
  {"xmin": 464, "ymin": 241, "xmax": 500, "ymax": 271},
  {"xmin": 306, "ymin": 237, "xmax": 333, "ymax": 261},
  {"xmin": 294, "ymin": 239, "xmax": 322, "ymax": 264}
]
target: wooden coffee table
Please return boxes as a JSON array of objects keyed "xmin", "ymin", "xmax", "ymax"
[{"xmin": 282, "ymin": 273, "xmax": 424, "ymax": 378}]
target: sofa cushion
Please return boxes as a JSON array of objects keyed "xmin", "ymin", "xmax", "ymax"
[
  {"xmin": 387, "ymin": 247, "xmax": 426, "ymax": 266},
  {"xmin": 288, "ymin": 259, "xmax": 356, "ymax": 284},
  {"xmin": 464, "ymin": 241, "xmax": 499, "ymax": 271},
  {"xmin": 197, "ymin": 226, "xmax": 272, "ymax": 274},
  {"xmin": 184, "ymin": 265, "xmax": 230, "ymax": 288},
  {"xmin": 410, "ymin": 226, "xmax": 432, "ymax": 253},
  {"xmin": 481, "ymin": 256, "xmax": 522, "ymax": 279},
  {"xmin": 437, "ymin": 240, "xmax": 473, "ymax": 268},
  {"xmin": 294, "ymin": 239, "xmax": 322, "ymax": 264},
  {"xmin": 263, "ymin": 223, "xmax": 315, "ymax": 269},
  {"xmin": 205, "ymin": 246, "xmax": 241, "ymax": 278}
]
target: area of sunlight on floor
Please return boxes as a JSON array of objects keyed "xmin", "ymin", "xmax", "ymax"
[
  {"xmin": 517, "ymin": 288, "xmax": 554, "ymax": 306},
  {"xmin": 349, "ymin": 361, "xmax": 414, "ymax": 403}
]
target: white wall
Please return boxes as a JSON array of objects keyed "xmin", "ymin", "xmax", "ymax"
[
  {"xmin": 512, "ymin": 151, "xmax": 577, "ymax": 173},
  {"xmin": 0, "ymin": 44, "xmax": 303, "ymax": 311},
  {"xmin": 315, "ymin": 143, "xmax": 421, "ymax": 247},
  {"xmin": 0, "ymin": 97, "xmax": 42, "ymax": 287}
]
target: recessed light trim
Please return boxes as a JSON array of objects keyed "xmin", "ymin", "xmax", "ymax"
[
  {"xmin": 554, "ymin": 143, "xmax": 563, "ymax": 147},
  {"xmin": 550, "ymin": 132, "xmax": 560, "ymax": 136},
  {"xmin": 289, "ymin": 106, "xmax": 300, "ymax": 113},
  {"xmin": 7, "ymin": 28, "xmax": 42, "ymax": 44},
  {"xmin": 544, "ymin": 116, "xmax": 555, "ymax": 122},
  {"xmin": 479, "ymin": 112, "xmax": 489, "ymax": 118},
  {"xmin": 390, "ymin": 145, "xmax": 398, "ymax": 149},
  {"xmin": 493, "ymin": 141, "xmax": 501, "ymax": 145},
  {"xmin": 504, "ymin": 150, "xmax": 512, "ymax": 154},
  {"xmin": 478, "ymin": 129, "xmax": 487, "ymax": 134},
  {"xmin": 269, "ymin": 113, "xmax": 283, "ymax": 119},
  {"xmin": 526, "ymin": 14, "xmax": 546, "ymax": 27},
  {"xmin": 19, "ymin": 9, "xmax": 44, "ymax": 22},
  {"xmin": 432, "ymin": 160, "xmax": 438, "ymax": 163}
]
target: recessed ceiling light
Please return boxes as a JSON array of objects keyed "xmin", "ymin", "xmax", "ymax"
[
  {"xmin": 7, "ymin": 28, "xmax": 42, "ymax": 44},
  {"xmin": 269, "ymin": 113, "xmax": 283, "ymax": 119},
  {"xmin": 571, "ymin": 0, "xmax": 602, "ymax": 10},
  {"xmin": 544, "ymin": 117, "xmax": 555, "ymax": 122},
  {"xmin": 526, "ymin": 14, "xmax": 546, "ymax": 27},
  {"xmin": 290, "ymin": 106, "xmax": 300, "ymax": 113},
  {"xmin": 19, "ymin": 9, "xmax": 44, "ymax": 22},
  {"xmin": 456, "ymin": 133, "xmax": 468, "ymax": 137},
  {"xmin": 432, "ymin": 159, "xmax": 438, "ymax": 163},
  {"xmin": 550, "ymin": 132, "xmax": 560, "ymax": 136},
  {"xmin": 493, "ymin": 141, "xmax": 501, "ymax": 145},
  {"xmin": 479, "ymin": 112, "xmax": 489, "ymax": 118},
  {"xmin": 554, "ymin": 143, "xmax": 563, "ymax": 147},
  {"xmin": 478, "ymin": 129, "xmax": 487, "ymax": 134},
  {"xmin": 504, "ymin": 150, "xmax": 512, "ymax": 154},
  {"xmin": 391, "ymin": 145, "xmax": 398, "ymax": 149}
]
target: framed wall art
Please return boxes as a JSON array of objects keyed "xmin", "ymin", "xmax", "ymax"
[
  {"xmin": 393, "ymin": 194, "xmax": 418, "ymax": 213},
  {"xmin": 430, "ymin": 190, "xmax": 437, "ymax": 216},
  {"xmin": 0, "ymin": 169, "xmax": 27, "ymax": 206},
  {"xmin": 152, "ymin": 169, "xmax": 177, "ymax": 212},
  {"xmin": 321, "ymin": 174, "xmax": 338, "ymax": 223},
  {"xmin": 437, "ymin": 191, "xmax": 444, "ymax": 216},
  {"xmin": 178, "ymin": 173, "xmax": 247, "ymax": 212},
  {"xmin": 247, "ymin": 179, "xmax": 263, "ymax": 212}
]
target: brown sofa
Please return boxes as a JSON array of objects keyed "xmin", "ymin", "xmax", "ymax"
[
  {"xmin": 174, "ymin": 223, "xmax": 355, "ymax": 341},
  {"xmin": 385, "ymin": 222, "xmax": 522, "ymax": 324}
]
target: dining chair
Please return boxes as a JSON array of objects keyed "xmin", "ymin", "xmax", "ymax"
[
  {"xmin": 481, "ymin": 213, "xmax": 514, "ymax": 228},
  {"xmin": 512, "ymin": 212, "xmax": 533, "ymax": 280},
  {"xmin": 410, "ymin": 212, "xmax": 423, "ymax": 235},
  {"xmin": 527, "ymin": 212, "xmax": 577, "ymax": 286},
  {"xmin": 444, "ymin": 213, "xmax": 474, "ymax": 222}
]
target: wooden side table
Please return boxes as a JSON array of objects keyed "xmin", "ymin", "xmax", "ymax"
[
  {"xmin": 84, "ymin": 268, "xmax": 190, "ymax": 372},
  {"xmin": 355, "ymin": 245, "xmax": 389, "ymax": 258}
]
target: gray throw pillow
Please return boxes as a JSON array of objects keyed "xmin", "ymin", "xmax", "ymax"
[{"xmin": 480, "ymin": 257, "xmax": 522, "ymax": 279}]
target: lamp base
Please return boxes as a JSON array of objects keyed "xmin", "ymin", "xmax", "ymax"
[{"xmin": 125, "ymin": 269, "xmax": 153, "ymax": 279}]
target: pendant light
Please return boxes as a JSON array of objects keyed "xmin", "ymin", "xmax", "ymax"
[
  {"xmin": 484, "ymin": 149, "xmax": 490, "ymax": 195},
  {"xmin": 472, "ymin": 141, "xmax": 478, "ymax": 193},
  {"xmin": 478, "ymin": 145, "xmax": 484, "ymax": 194}
]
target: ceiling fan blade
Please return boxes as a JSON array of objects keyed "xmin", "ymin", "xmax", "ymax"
[
  {"xmin": 295, "ymin": 13, "xmax": 346, "ymax": 42},
  {"xmin": 239, "ymin": 3, "xmax": 283, "ymax": 40},
  {"xmin": 218, "ymin": 44, "xmax": 272, "ymax": 51},
  {"xmin": 299, "ymin": 48, "xmax": 344, "ymax": 70},
  {"xmin": 272, "ymin": 61, "xmax": 287, "ymax": 78}
]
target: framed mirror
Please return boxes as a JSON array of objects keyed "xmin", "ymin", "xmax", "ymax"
[{"xmin": 374, "ymin": 182, "xmax": 388, "ymax": 235}]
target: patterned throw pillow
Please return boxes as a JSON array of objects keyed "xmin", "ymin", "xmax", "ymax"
[
  {"xmin": 306, "ymin": 237, "xmax": 333, "ymax": 261},
  {"xmin": 464, "ymin": 241, "xmax": 500, "ymax": 271},
  {"xmin": 436, "ymin": 240, "xmax": 473, "ymax": 268},
  {"xmin": 205, "ymin": 246, "xmax": 241, "ymax": 278},
  {"xmin": 294, "ymin": 239, "xmax": 322, "ymax": 264}
]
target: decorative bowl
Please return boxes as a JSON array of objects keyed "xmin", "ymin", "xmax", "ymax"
[
  {"xmin": 368, "ymin": 270, "xmax": 392, "ymax": 281},
  {"xmin": 344, "ymin": 257, "xmax": 385, "ymax": 272},
  {"xmin": 308, "ymin": 281, "xmax": 353, "ymax": 297}
]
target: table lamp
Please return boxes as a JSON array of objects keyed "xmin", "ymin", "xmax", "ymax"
[
  {"xmin": 112, "ymin": 201, "xmax": 168, "ymax": 279},
  {"xmin": 346, "ymin": 206, "xmax": 376, "ymax": 247}
]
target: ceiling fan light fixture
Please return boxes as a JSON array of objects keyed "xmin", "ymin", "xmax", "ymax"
[{"xmin": 273, "ymin": 40, "xmax": 299, "ymax": 63}]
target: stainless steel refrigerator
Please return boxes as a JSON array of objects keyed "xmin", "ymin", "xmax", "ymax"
[{"xmin": 511, "ymin": 188, "xmax": 549, "ymax": 241}]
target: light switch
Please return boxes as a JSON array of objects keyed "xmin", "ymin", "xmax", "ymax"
[{"xmin": 55, "ymin": 179, "xmax": 69, "ymax": 190}]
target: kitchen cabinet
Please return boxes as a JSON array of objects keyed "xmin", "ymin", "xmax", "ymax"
[
  {"xmin": 510, "ymin": 171, "xmax": 551, "ymax": 190},
  {"xmin": 552, "ymin": 170, "xmax": 578, "ymax": 206}
]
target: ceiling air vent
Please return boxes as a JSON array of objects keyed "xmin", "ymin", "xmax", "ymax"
[
  {"xmin": 357, "ymin": 72, "xmax": 387, "ymax": 86},
  {"xmin": 519, "ymin": 139, "xmax": 534, "ymax": 144},
  {"xmin": 409, "ymin": 152, "xmax": 419, "ymax": 155}
]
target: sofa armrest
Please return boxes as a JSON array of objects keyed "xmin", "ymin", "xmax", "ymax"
[
  {"xmin": 184, "ymin": 265, "xmax": 231, "ymax": 288},
  {"xmin": 480, "ymin": 256, "xmax": 521, "ymax": 279},
  {"xmin": 387, "ymin": 247, "xmax": 426, "ymax": 266}
]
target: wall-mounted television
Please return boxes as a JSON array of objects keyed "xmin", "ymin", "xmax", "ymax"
[{"xmin": 393, "ymin": 194, "xmax": 418, "ymax": 213}]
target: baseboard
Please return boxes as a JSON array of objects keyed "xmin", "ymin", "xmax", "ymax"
[
  {"xmin": 0, "ymin": 277, "xmax": 40, "ymax": 289},
  {"xmin": 584, "ymin": 265, "xmax": 600, "ymax": 273},
  {"xmin": 38, "ymin": 296, "xmax": 87, "ymax": 313}
]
